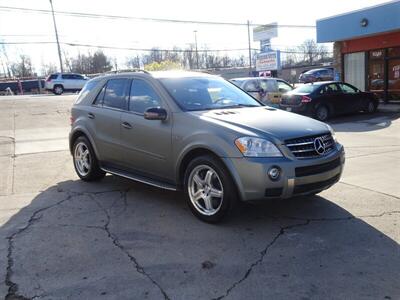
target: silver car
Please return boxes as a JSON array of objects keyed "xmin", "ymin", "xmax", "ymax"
[{"xmin": 69, "ymin": 71, "xmax": 345, "ymax": 223}]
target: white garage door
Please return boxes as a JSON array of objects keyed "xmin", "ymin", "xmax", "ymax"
[{"xmin": 344, "ymin": 52, "xmax": 365, "ymax": 91}]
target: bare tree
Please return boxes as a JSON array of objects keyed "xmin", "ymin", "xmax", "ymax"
[
  {"xmin": 297, "ymin": 39, "xmax": 329, "ymax": 65},
  {"xmin": 11, "ymin": 54, "xmax": 34, "ymax": 77}
]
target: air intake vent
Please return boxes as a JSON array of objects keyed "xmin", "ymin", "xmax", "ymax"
[{"xmin": 214, "ymin": 111, "xmax": 238, "ymax": 115}]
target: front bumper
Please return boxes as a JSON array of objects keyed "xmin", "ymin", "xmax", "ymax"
[{"xmin": 223, "ymin": 145, "xmax": 345, "ymax": 202}]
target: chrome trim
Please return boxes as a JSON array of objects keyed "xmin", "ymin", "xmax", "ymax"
[{"xmin": 101, "ymin": 167, "xmax": 177, "ymax": 191}]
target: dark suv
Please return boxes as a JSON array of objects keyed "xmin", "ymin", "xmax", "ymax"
[
  {"xmin": 299, "ymin": 68, "xmax": 334, "ymax": 83},
  {"xmin": 69, "ymin": 71, "xmax": 345, "ymax": 222}
]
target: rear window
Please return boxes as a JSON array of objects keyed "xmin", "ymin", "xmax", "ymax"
[
  {"xmin": 292, "ymin": 84, "xmax": 319, "ymax": 94},
  {"xmin": 103, "ymin": 79, "xmax": 129, "ymax": 110},
  {"xmin": 75, "ymin": 80, "xmax": 99, "ymax": 104},
  {"xmin": 48, "ymin": 74, "xmax": 58, "ymax": 80}
]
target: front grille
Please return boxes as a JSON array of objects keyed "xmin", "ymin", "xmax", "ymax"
[
  {"xmin": 293, "ymin": 174, "xmax": 340, "ymax": 195},
  {"xmin": 285, "ymin": 133, "xmax": 335, "ymax": 159},
  {"xmin": 295, "ymin": 157, "xmax": 341, "ymax": 177}
]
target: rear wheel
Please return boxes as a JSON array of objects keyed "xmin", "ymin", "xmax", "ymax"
[
  {"xmin": 184, "ymin": 155, "xmax": 238, "ymax": 223},
  {"xmin": 315, "ymin": 105, "xmax": 330, "ymax": 122},
  {"xmin": 73, "ymin": 136, "xmax": 105, "ymax": 181},
  {"xmin": 365, "ymin": 99, "xmax": 377, "ymax": 113}
]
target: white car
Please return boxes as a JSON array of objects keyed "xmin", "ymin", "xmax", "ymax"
[{"xmin": 45, "ymin": 73, "xmax": 88, "ymax": 95}]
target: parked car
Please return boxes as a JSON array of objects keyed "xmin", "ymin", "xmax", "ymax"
[
  {"xmin": 298, "ymin": 68, "xmax": 334, "ymax": 83},
  {"xmin": 230, "ymin": 77, "xmax": 293, "ymax": 107},
  {"xmin": 280, "ymin": 81, "xmax": 378, "ymax": 121},
  {"xmin": 69, "ymin": 71, "xmax": 344, "ymax": 223},
  {"xmin": 45, "ymin": 73, "xmax": 88, "ymax": 95}
]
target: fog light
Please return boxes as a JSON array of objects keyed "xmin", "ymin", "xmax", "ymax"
[{"xmin": 268, "ymin": 166, "xmax": 281, "ymax": 181}]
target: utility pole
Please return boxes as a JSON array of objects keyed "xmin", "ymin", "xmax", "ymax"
[
  {"xmin": 247, "ymin": 20, "xmax": 252, "ymax": 76},
  {"xmin": 194, "ymin": 30, "xmax": 199, "ymax": 70},
  {"xmin": 49, "ymin": 0, "xmax": 63, "ymax": 73}
]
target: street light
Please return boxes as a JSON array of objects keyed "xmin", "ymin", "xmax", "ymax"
[
  {"xmin": 194, "ymin": 30, "xmax": 199, "ymax": 70},
  {"xmin": 49, "ymin": 0, "xmax": 63, "ymax": 73}
]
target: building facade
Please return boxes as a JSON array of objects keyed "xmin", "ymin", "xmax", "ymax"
[{"xmin": 317, "ymin": 1, "xmax": 400, "ymax": 101}]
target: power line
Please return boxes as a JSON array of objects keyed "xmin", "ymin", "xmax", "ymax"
[
  {"xmin": 0, "ymin": 41, "xmax": 332, "ymax": 54},
  {"xmin": 0, "ymin": 5, "xmax": 316, "ymax": 28}
]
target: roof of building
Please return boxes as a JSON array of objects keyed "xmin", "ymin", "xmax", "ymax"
[{"xmin": 316, "ymin": 0, "xmax": 400, "ymax": 42}]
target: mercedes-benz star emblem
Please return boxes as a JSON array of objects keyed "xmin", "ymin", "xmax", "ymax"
[{"xmin": 314, "ymin": 137, "xmax": 326, "ymax": 155}]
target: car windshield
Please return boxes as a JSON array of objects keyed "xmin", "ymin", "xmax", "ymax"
[
  {"xmin": 292, "ymin": 84, "xmax": 320, "ymax": 94},
  {"xmin": 159, "ymin": 76, "xmax": 262, "ymax": 111}
]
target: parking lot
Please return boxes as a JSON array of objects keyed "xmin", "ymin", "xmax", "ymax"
[{"xmin": 0, "ymin": 94, "xmax": 399, "ymax": 299}]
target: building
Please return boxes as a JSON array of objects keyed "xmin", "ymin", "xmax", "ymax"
[{"xmin": 316, "ymin": 1, "xmax": 400, "ymax": 102}]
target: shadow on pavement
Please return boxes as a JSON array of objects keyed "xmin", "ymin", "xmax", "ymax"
[
  {"xmin": 1, "ymin": 175, "xmax": 399, "ymax": 299},
  {"xmin": 329, "ymin": 111, "xmax": 400, "ymax": 133}
]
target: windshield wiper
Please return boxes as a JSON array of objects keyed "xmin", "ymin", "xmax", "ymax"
[{"xmin": 221, "ymin": 104, "xmax": 259, "ymax": 109}]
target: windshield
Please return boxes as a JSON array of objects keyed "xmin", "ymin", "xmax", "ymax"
[
  {"xmin": 159, "ymin": 77, "xmax": 262, "ymax": 111},
  {"xmin": 292, "ymin": 84, "xmax": 319, "ymax": 94}
]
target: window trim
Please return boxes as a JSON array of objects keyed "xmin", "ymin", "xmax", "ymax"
[
  {"xmin": 92, "ymin": 78, "xmax": 130, "ymax": 110},
  {"xmin": 127, "ymin": 78, "xmax": 164, "ymax": 116}
]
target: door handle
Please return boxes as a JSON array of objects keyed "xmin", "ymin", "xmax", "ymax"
[
  {"xmin": 122, "ymin": 122, "xmax": 132, "ymax": 129},
  {"xmin": 88, "ymin": 112, "xmax": 95, "ymax": 119}
]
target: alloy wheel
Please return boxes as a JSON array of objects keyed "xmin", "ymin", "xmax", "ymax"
[
  {"xmin": 188, "ymin": 165, "xmax": 224, "ymax": 216},
  {"xmin": 74, "ymin": 142, "xmax": 91, "ymax": 176}
]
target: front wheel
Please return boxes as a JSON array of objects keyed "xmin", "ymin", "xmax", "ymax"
[
  {"xmin": 184, "ymin": 155, "xmax": 238, "ymax": 223},
  {"xmin": 315, "ymin": 105, "xmax": 330, "ymax": 122},
  {"xmin": 73, "ymin": 136, "xmax": 105, "ymax": 181},
  {"xmin": 53, "ymin": 85, "xmax": 64, "ymax": 95}
]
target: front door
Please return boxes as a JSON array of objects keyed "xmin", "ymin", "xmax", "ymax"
[
  {"xmin": 120, "ymin": 78, "xmax": 173, "ymax": 181},
  {"xmin": 89, "ymin": 78, "xmax": 129, "ymax": 165}
]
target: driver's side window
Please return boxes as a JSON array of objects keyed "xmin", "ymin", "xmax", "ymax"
[{"xmin": 129, "ymin": 79, "xmax": 162, "ymax": 114}]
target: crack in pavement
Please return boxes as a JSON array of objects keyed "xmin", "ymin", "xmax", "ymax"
[
  {"xmin": 213, "ymin": 220, "xmax": 311, "ymax": 300},
  {"xmin": 338, "ymin": 181, "xmax": 400, "ymax": 200},
  {"xmin": 5, "ymin": 191, "xmax": 75, "ymax": 300},
  {"xmin": 345, "ymin": 149, "xmax": 400, "ymax": 159},
  {"xmin": 266, "ymin": 210, "xmax": 400, "ymax": 223},
  {"xmin": 88, "ymin": 193, "xmax": 170, "ymax": 300}
]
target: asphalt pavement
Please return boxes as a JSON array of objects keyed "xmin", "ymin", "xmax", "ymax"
[{"xmin": 0, "ymin": 95, "xmax": 399, "ymax": 300}]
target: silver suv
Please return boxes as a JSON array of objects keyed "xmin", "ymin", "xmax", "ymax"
[
  {"xmin": 45, "ymin": 73, "xmax": 88, "ymax": 95},
  {"xmin": 69, "ymin": 71, "xmax": 345, "ymax": 222}
]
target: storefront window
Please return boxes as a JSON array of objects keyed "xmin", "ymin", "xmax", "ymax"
[
  {"xmin": 388, "ymin": 59, "xmax": 400, "ymax": 100},
  {"xmin": 368, "ymin": 49, "xmax": 385, "ymax": 100},
  {"xmin": 388, "ymin": 47, "xmax": 400, "ymax": 58}
]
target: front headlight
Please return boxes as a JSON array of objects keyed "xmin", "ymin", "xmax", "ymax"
[
  {"xmin": 235, "ymin": 137, "xmax": 282, "ymax": 157},
  {"xmin": 326, "ymin": 124, "xmax": 338, "ymax": 143}
]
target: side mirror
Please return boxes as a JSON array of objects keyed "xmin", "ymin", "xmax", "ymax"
[{"xmin": 144, "ymin": 107, "xmax": 167, "ymax": 121}]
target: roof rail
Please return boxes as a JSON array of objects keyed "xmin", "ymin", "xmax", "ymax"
[{"xmin": 104, "ymin": 69, "xmax": 150, "ymax": 75}]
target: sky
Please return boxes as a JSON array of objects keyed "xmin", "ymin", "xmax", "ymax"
[{"xmin": 0, "ymin": 0, "xmax": 391, "ymax": 75}]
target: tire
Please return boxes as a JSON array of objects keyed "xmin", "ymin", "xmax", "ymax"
[
  {"xmin": 72, "ymin": 136, "xmax": 105, "ymax": 181},
  {"xmin": 184, "ymin": 155, "xmax": 238, "ymax": 223},
  {"xmin": 365, "ymin": 99, "xmax": 377, "ymax": 114},
  {"xmin": 53, "ymin": 85, "xmax": 64, "ymax": 95},
  {"xmin": 314, "ymin": 105, "xmax": 330, "ymax": 122}
]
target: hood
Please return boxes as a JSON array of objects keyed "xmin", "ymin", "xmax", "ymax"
[{"xmin": 191, "ymin": 107, "xmax": 330, "ymax": 141}]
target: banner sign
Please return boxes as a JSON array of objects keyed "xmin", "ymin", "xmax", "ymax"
[{"xmin": 256, "ymin": 51, "xmax": 281, "ymax": 71}]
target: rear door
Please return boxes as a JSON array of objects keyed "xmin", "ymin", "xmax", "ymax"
[
  {"xmin": 318, "ymin": 83, "xmax": 343, "ymax": 113},
  {"xmin": 260, "ymin": 79, "xmax": 279, "ymax": 106},
  {"xmin": 120, "ymin": 78, "xmax": 173, "ymax": 180},
  {"xmin": 243, "ymin": 79, "xmax": 261, "ymax": 100},
  {"xmin": 90, "ymin": 78, "xmax": 129, "ymax": 165}
]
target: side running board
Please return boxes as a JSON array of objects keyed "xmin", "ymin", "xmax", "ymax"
[{"xmin": 101, "ymin": 166, "xmax": 177, "ymax": 191}]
